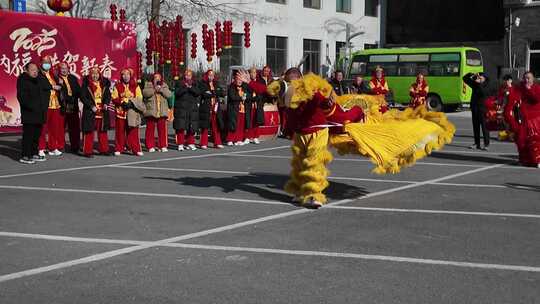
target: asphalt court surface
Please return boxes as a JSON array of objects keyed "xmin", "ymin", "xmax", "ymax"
[{"xmin": 0, "ymin": 113, "xmax": 539, "ymax": 303}]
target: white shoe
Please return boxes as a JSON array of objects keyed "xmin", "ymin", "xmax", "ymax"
[
  {"xmin": 136, "ymin": 152, "xmax": 144, "ymax": 156},
  {"xmin": 160, "ymin": 147, "xmax": 168, "ymax": 152},
  {"xmin": 178, "ymin": 145, "xmax": 185, "ymax": 151},
  {"xmin": 39, "ymin": 150, "xmax": 46, "ymax": 157},
  {"xmin": 235, "ymin": 141, "xmax": 244, "ymax": 146},
  {"xmin": 148, "ymin": 148, "xmax": 156, "ymax": 153},
  {"xmin": 188, "ymin": 144, "xmax": 197, "ymax": 150},
  {"xmin": 537, "ymin": 163, "xmax": 540, "ymax": 169},
  {"xmin": 303, "ymin": 198, "xmax": 323, "ymax": 209},
  {"xmin": 114, "ymin": 151, "xmax": 121, "ymax": 156},
  {"xmin": 48, "ymin": 150, "xmax": 55, "ymax": 156},
  {"xmin": 227, "ymin": 141, "xmax": 234, "ymax": 146},
  {"xmin": 200, "ymin": 145, "xmax": 208, "ymax": 150},
  {"xmin": 252, "ymin": 138, "xmax": 260, "ymax": 144},
  {"xmin": 244, "ymin": 139, "xmax": 251, "ymax": 145},
  {"xmin": 216, "ymin": 145, "xmax": 224, "ymax": 149}
]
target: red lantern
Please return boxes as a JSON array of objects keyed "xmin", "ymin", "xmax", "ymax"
[
  {"xmin": 47, "ymin": 0, "xmax": 73, "ymax": 16},
  {"xmin": 215, "ymin": 21, "xmax": 223, "ymax": 56},
  {"xmin": 119, "ymin": 8, "xmax": 126, "ymax": 22},
  {"xmin": 157, "ymin": 33, "xmax": 164, "ymax": 65},
  {"xmin": 145, "ymin": 38, "xmax": 153, "ymax": 66},
  {"xmin": 109, "ymin": 4, "xmax": 117, "ymax": 21},
  {"xmin": 207, "ymin": 30, "xmax": 215, "ymax": 63},
  {"xmin": 136, "ymin": 51, "xmax": 143, "ymax": 82},
  {"xmin": 191, "ymin": 33, "xmax": 197, "ymax": 59},
  {"xmin": 244, "ymin": 21, "xmax": 251, "ymax": 48},
  {"xmin": 223, "ymin": 21, "xmax": 233, "ymax": 49},
  {"xmin": 202, "ymin": 24, "xmax": 209, "ymax": 51}
]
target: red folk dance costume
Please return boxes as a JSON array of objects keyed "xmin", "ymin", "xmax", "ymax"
[
  {"xmin": 39, "ymin": 71, "xmax": 65, "ymax": 152},
  {"xmin": 506, "ymin": 83, "xmax": 540, "ymax": 166},
  {"xmin": 369, "ymin": 68, "xmax": 390, "ymax": 113},
  {"xmin": 226, "ymin": 84, "xmax": 249, "ymax": 144},
  {"xmin": 82, "ymin": 79, "xmax": 109, "ymax": 155},
  {"xmin": 112, "ymin": 76, "xmax": 144, "ymax": 155},
  {"xmin": 60, "ymin": 73, "xmax": 81, "ymax": 152},
  {"xmin": 199, "ymin": 71, "xmax": 225, "ymax": 148},
  {"xmin": 409, "ymin": 77, "xmax": 429, "ymax": 108}
]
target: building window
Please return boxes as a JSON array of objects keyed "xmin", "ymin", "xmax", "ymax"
[
  {"xmin": 303, "ymin": 39, "xmax": 321, "ymax": 74},
  {"xmin": 220, "ymin": 33, "xmax": 243, "ymax": 74},
  {"xmin": 530, "ymin": 41, "xmax": 540, "ymax": 79},
  {"xmin": 336, "ymin": 41, "xmax": 346, "ymax": 63},
  {"xmin": 336, "ymin": 0, "xmax": 351, "ymax": 13},
  {"xmin": 267, "ymin": 0, "xmax": 286, "ymax": 3},
  {"xmin": 365, "ymin": 0, "xmax": 378, "ymax": 17},
  {"xmin": 304, "ymin": 0, "xmax": 321, "ymax": 9},
  {"xmin": 266, "ymin": 36, "xmax": 288, "ymax": 75}
]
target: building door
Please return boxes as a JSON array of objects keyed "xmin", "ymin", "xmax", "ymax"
[
  {"xmin": 303, "ymin": 39, "xmax": 321, "ymax": 74},
  {"xmin": 529, "ymin": 41, "xmax": 540, "ymax": 79}
]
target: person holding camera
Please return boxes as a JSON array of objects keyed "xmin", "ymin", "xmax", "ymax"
[
  {"xmin": 143, "ymin": 73, "xmax": 172, "ymax": 153},
  {"xmin": 463, "ymin": 72, "xmax": 490, "ymax": 150}
]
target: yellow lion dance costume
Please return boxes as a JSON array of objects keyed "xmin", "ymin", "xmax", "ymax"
[{"xmin": 268, "ymin": 73, "xmax": 455, "ymax": 208}]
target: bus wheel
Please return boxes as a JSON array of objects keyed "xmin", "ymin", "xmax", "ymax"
[{"xmin": 427, "ymin": 94, "xmax": 443, "ymax": 112}]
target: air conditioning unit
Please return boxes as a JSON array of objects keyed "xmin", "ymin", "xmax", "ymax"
[{"xmin": 504, "ymin": 0, "xmax": 532, "ymax": 7}]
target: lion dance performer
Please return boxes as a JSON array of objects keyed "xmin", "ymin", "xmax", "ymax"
[{"xmin": 268, "ymin": 71, "xmax": 455, "ymax": 208}]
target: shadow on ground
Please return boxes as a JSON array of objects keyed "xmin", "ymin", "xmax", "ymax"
[
  {"xmin": 430, "ymin": 151, "xmax": 516, "ymax": 165},
  {"xmin": 145, "ymin": 172, "xmax": 369, "ymax": 204}
]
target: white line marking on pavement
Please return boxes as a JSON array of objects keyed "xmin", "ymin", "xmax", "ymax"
[
  {"xmin": 0, "ymin": 208, "xmax": 310, "ymax": 283},
  {"xmin": 327, "ymin": 164, "xmax": 506, "ymax": 207},
  {"xmin": 0, "ymin": 145, "xmax": 289, "ymax": 180},
  {"xmin": 0, "ymin": 185, "xmax": 292, "ymax": 207},
  {"xmin": 324, "ymin": 206, "xmax": 540, "ymax": 219},
  {"xmin": 433, "ymin": 150, "xmax": 517, "ymax": 156},
  {"xmin": 2, "ymin": 232, "xmax": 539, "ymax": 273},
  {"xmin": 168, "ymin": 243, "xmax": 540, "ymax": 273}
]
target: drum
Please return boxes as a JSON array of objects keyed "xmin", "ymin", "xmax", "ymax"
[{"xmin": 259, "ymin": 103, "xmax": 280, "ymax": 140}]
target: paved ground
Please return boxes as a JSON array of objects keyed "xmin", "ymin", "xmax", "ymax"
[{"xmin": 0, "ymin": 112, "xmax": 539, "ymax": 304}]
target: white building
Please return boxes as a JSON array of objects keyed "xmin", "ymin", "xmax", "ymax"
[{"xmin": 189, "ymin": 0, "xmax": 381, "ymax": 76}]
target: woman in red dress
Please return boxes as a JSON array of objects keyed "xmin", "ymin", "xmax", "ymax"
[{"xmin": 408, "ymin": 73, "xmax": 429, "ymax": 109}]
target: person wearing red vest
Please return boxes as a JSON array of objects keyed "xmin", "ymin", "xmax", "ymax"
[
  {"xmin": 142, "ymin": 73, "xmax": 172, "ymax": 153},
  {"xmin": 409, "ymin": 73, "xmax": 429, "ymax": 109},
  {"xmin": 38, "ymin": 55, "xmax": 64, "ymax": 157},
  {"xmin": 57, "ymin": 62, "xmax": 82, "ymax": 153},
  {"xmin": 111, "ymin": 68, "xmax": 145, "ymax": 156},
  {"xmin": 369, "ymin": 66, "xmax": 390, "ymax": 113},
  {"xmin": 80, "ymin": 66, "xmax": 112, "ymax": 157}
]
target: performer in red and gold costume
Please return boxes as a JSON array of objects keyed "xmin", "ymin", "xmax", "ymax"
[
  {"xmin": 506, "ymin": 71, "xmax": 540, "ymax": 168},
  {"xmin": 38, "ymin": 55, "xmax": 64, "ymax": 156},
  {"xmin": 409, "ymin": 73, "xmax": 429, "ymax": 109},
  {"xmin": 369, "ymin": 66, "xmax": 390, "ymax": 113},
  {"xmin": 112, "ymin": 68, "xmax": 145, "ymax": 156},
  {"xmin": 495, "ymin": 75, "xmax": 518, "ymax": 141},
  {"xmin": 58, "ymin": 61, "xmax": 81, "ymax": 153},
  {"xmin": 80, "ymin": 66, "xmax": 111, "ymax": 157},
  {"xmin": 245, "ymin": 67, "xmax": 266, "ymax": 144}
]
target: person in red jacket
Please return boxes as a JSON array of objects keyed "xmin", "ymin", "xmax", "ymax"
[
  {"xmin": 369, "ymin": 66, "xmax": 390, "ymax": 113},
  {"xmin": 409, "ymin": 73, "xmax": 429, "ymax": 109},
  {"xmin": 246, "ymin": 67, "xmax": 266, "ymax": 144},
  {"xmin": 518, "ymin": 71, "xmax": 540, "ymax": 167},
  {"xmin": 497, "ymin": 74, "xmax": 517, "ymax": 141}
]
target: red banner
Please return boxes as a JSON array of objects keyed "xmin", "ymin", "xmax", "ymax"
[{"xmin": 0, "ymin": 10, "xmax": 138, "ymax": 132}]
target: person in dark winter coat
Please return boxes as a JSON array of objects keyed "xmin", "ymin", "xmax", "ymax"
[
  {"xmin": 198, "ymin": 69, "xmax": 226, "ymax": 149},
  {"xmin": 349, "ymin": 75, "xmax": 371, "ymax": 94},
  {"xmin": 463, "ymin": 72, "xmax": 490, "ymax": 150},
  {"xmin": 330, "ymin": 70, "xmax": 350, "ymax": 96},
  {"xmin": 226, "ymin": 70, "xmax": 253, "ymax": 146},
  {"xmin": 80, "ymin": 66, "xmax": 112, "ymax": 157},
  {"xmin": 16, "ymin": 62, "xmax": 51, "ymax": 164},
  {"xmin": 57, "ymin": 62, "xmax": 82, "ymax": 153},
  {"xmin": 246, "ymin": 67, "xmax": 267, "ymax": 144},
  {"xmin": 174, "ymin": 69, "xmax": 200, "ymax": 151}
]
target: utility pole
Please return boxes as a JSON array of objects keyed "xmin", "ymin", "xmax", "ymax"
[{"xmin": 344, "ymin": 24, "xmax": 365, "ymax": 78}]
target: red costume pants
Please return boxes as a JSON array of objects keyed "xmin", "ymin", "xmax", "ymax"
[
  {"xmin": 83, "ymin": 118, "xmax": 109, "ymax": 155},
  {"xmin": 176, "ymin": 129, "xmax": 196, "ymax": 146},
  {"xmin": 227, "ymin": 113, "xmax": 245, "ymax": 143},
  {"xmin": 39, "ymin": 108, "xmax": 65, "ymax": 151},
  {"xmin": 245, "ymin": 109, "xmax": 260, "ymax": 140},
  {"xmin": 116, "ymin": 118, "xmax": 142, "ymax": 154},
  {"xmin": 145, "ymin": 117, "xmax": 168, "ymax": 150},
  {"xmin": 200, "ymin": 112, "xmax": 223, "ymax": 147}
]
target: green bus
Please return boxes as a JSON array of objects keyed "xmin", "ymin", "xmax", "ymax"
[{"xmin": 344, "ymin": 47, "xmax": 484, "ymax": 111}]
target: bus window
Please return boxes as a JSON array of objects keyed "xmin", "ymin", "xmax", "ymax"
[
  {"xmin": 431, "ymin": 53, "xmax": 460, "ymax": 62},
  {"xmin": 398, "ymin": 63, "xmax": 416, "ymax": 76},
  {"xmin": 466, "ymin": 50, "xmax": 482, "ymax": 66},
  {"xmin": 367, "ymin": 63, "xmax": 398, "ymax": 76},
  {"xmin": 369, "ymin": 54, "xmax": 398, "ymax": 63},
  {"xmin": 429, "ymin": 62, "xmax": 460, "ymax": 76},
  {"xmin": 399, "ymin": 54, "xmax": 429, "ymax": 62},
  {"xmin": 349, "ymin": 55, "xmax": 368, "ymax": 76}
]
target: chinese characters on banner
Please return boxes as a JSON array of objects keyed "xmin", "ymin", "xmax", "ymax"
[{"xmin": 0, "ymin": 10, "xmax": 138, "ymax": 132}]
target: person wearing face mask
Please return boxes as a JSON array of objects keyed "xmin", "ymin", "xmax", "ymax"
[
  {"xmin": 517, "ymin": 71, "xmax": 540, "ymax": 168},
  {"xmin": 174, "ymin": 69, "xmax": 200, "ymax": 151},
  {"xmin": 226, "ymin": 71, "xmax": 253, "ymax": 146},
  {"xmin": 111, "ymin": 68, "xmax": 145, "ymax": 156},
  {"xmin": 57, "ymin": 62, "xmax": 82, "ymax": 153},
  {"xmin": 463, "ymin": 72, "xmax": 491, "ymax": 150},
  {"xmin": 16, "ymin": 62, "xmax": 51, "ymax": 164},
  {"xmin": 37, "ymin": 55, "xmax": 64, "ymax": 157},
  {"xmin": 80, "ymin": 66, "xmax": 112, "ymax": 157},
  {"xmin": 198, "ymin": 69, "xmax": 226, "ymax": 149},
  {"xmin": 143, "ymin": 73, "xmax": 172, "ymax": 153}
]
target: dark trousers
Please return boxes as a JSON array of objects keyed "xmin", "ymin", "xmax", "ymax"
[
  {"xmin": 22, "ymin": 123, "xmax": 43, "ymax": 158},
  {"xmin": 471, "ymin": 103, "xmax": 490, "ymax": 148}
]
